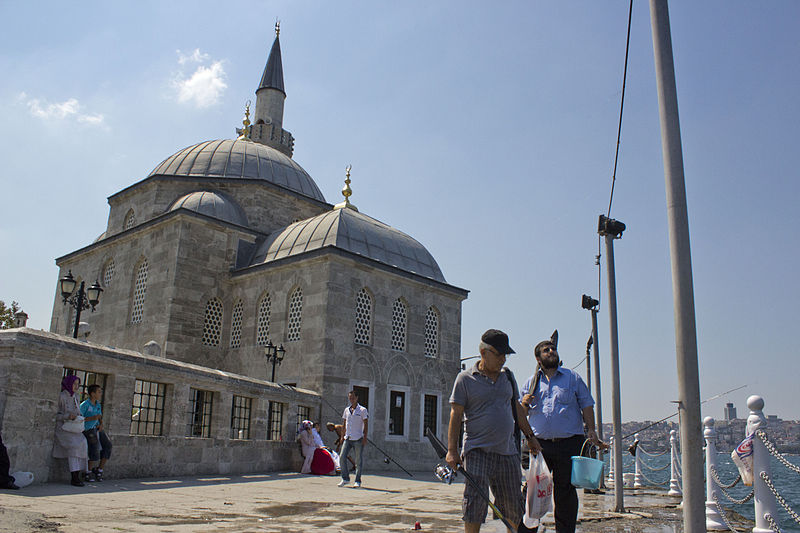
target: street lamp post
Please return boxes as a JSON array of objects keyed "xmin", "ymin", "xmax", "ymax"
[
  {"xmin": 264, "ymin": 340, "xmax": 285, "ymax": 382},
  {"xmin": 59, "ymin": 270, "xmax": 103, "ymax": 339}
]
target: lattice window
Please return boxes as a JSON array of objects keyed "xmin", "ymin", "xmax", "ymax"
[
  {"xmin": 231, "ymin": 395, "xmax": 252, "ymax": 439},
  {"xmin": 186, "ymin": 388, "xmax": 213, "ymax": 438},
  {"xmin": 287, "ymin": 288, "xmax": 302, "ymax": 342},
  {"xmin": 424, "ymin": 394, "xmax": 438, "ymax": 436},
  {"xmin": 297, "ymin": 405, "xmax": 311, "ymax": 433},
  {"xmin": 131, "ymin": 260, "xmax": 148, "ymax": 324},
  {"xmin": 268, "ymin": 401, "xmax": 285, "ymax": 441},
  {"xmin": 256, "ymin": 293, "xmax": 271, "ymax": 346},
  {"xmin": 229, "ymin": 299, "xmax": 243, "ymax": 348},
  {"xmin": 102, "ymin": 259, "xmax": 115, "ymax": 287},
  {"xmin": 123, "ymin": 209, "xmax": 136, "ymax": 230},
  {"xmin": 354, "ymin": 288, "xmax": 372, "ymax": 345},
  {"xmin": 202, "ymin": 298, "xmax": 224, "ymax": 346},
  {"xmin": 391, "ymin": 298, "xmax": 407, "ymax": 351},
  {"xmin": 131, "ymin": 379, "xmax": 166, "ymax": 436},
  {"xmin": 424, "ymin": 307, "xmax": 439, "ymax": 357}
]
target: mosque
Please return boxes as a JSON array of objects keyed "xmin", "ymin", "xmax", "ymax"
[{"xmin": 42, "ymin": 27, "xmax": 469, "ymax": 473}]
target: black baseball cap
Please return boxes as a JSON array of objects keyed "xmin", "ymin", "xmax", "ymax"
[{"xmin": 481, "ymin": 329, "xmax": 515, "ymax": 355}]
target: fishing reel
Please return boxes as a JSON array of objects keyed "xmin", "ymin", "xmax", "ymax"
[
  {"xmin": 383, "ymin": 456, "xmax": 390, "ymax": 464},
  {"xmin": 434, "ymin": 463, "xmax": 457, "ymax": 485}
]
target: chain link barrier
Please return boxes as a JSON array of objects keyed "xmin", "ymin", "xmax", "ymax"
[
  {"xmin": 759, "ymin": 471, "xmax": 800, "ymax": 525},
  {"xmin": 641, "ymin": 460, "xmax": 670, "ymax": 472},
  {"xmin": 710, "ymin": 464, "xmax": 742, "ymax": 489},
  {"xmin": 637, "ymin": 445, "xmax": 669, "ymax": 457},
  {"xmin": 716, "ymin": 481, "xmax": 754, "ymax": 506},
  {"xmin": 711, "ymin": 491, "xmax": 744, "ymax": 533},
  {"xmin": 757, "ymin": 429, "xmax": 800, "ymax": 476},
  {"xmin": 639, "ymin": 469, "xmax": 669, "ymax": 487},
  {"xmin": 765, "ymin": 512, "xmax": 782, "ymax": 533}
]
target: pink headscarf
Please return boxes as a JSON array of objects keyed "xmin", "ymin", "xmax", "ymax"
[{"xmin": 61, "ymin": 375, "xmax": 80, "ymax": 396}]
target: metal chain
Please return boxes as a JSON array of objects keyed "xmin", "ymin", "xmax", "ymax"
[
  {"xmin": 716, "ymin": 482, "xmax": 754, "ymax": 505},
  {"xmin": 711, "ymin": 491, "xmax": 743, "ymax": 533},
  {"xmin": 639, "ymin": 469, "xmax": 669, "ymax": 487},
  {"xmin": 637, "ymin": 446, "xmax": 669, "ymax": 457},
  {"xmin": 760, "ymin": 471, "xmax": 800, "ymax": 525},
  {"xmin": 765, "ymin": 512, "xmax": 782, "ymax": 533},
  {"xmin": 710, "ymin": 464, "xmax": 742, "ymax": 489},
  {"xmin": 642, "ymin": 461, "xmax": 670, "ymax": 472},
  {"xmin": 757, "ymin": 429, "xmax": 800, "ymax": 476}
]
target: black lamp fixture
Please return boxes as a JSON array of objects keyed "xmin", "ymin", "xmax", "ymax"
[
  {"xmin": 264, "ymin": 340, "xmax": 286, "ymax": 382},
  {"xmin": 59, "ymin": 270, "xmax": 103, "ymax": 339},
  {"xmin": 598, "ymin": 214, "xmax": 626, "ymax": 238},
  {"xmin": 581, "ymin": 294, "xmax": 599, "ymax": 310}
]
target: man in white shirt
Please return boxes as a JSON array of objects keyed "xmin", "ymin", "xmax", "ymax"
[{"xmin": 338, "ymin": 390, "xmax": 369, "ymax": 488}]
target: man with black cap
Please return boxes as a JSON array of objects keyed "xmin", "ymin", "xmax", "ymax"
[
  {"xmin": 447, "ymin": 329, "xmax": 539, "ymax": 533},
  {"xmin": 519, "ymin": 332, "xmax": 604, "ymax": 533}
]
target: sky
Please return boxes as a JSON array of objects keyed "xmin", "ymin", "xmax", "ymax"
[{"xmin": 1, "ymin": 1, "xmax": 798, "ymax": 423}]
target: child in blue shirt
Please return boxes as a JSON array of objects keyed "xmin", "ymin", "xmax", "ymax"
[{"xmin": 79, "ymin": 384, "xmax": 112, "ymax": 481}]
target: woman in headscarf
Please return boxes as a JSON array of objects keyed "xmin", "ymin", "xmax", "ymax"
[
  {"xmin": 53, "ymin": 375, "xmax": 88, "ymax": 486},
  {"xmin": 297, "ymin": 420, "xmax": 317, "ymax": 474}
]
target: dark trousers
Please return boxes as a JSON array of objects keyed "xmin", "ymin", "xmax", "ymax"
[
  {"xmin": 520, "ymin": 434, "xmax": 583, "ymax": 533},
  {"xmin": 0, "ymin": 432, "xmax": 14, "ymax": 485}
]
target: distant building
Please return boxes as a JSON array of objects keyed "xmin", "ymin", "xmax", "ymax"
[{"xmin": 724, "ymin": 402, "xmax": 737, "ymax": 420}]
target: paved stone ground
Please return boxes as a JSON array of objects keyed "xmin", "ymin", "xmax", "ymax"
[{"xmin": 0, "ymin": 472, "xmax": 752, "ymax": 532}]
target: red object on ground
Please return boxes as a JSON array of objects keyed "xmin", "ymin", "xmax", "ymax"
[
  {"xmin": 414, "ymin": 521, "xmax": 421, "ymax": 530},
  {"xmin": 311, "ymin": 448, "xmax": 335, "ymax": 475}
]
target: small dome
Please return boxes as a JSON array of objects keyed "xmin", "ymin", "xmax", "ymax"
[
  {"xmin": 251, "ymin": 208, "xmax": 445, "ymax": 283},
  {"xmin": 169, "ymin": 191, "xmax": 248, "ymax": 227},
  {"xmin": 149, "ymin": 139, "xmax": 325, "ymax": 203}
]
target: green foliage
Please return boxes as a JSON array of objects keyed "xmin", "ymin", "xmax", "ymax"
[{"xmin": 0, "ymin": 300, "xmax": 21, "ymax": 329}]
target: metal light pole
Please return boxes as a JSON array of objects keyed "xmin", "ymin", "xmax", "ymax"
[
  {"xmin": 598, "ymin": 215, "xmax": 625, "ymax": 512},
  {"xmin": 582, "ymin": 294, "xmax": 604, "ymax": 460},
  {"xmin": 264, "ymin": 341, "xmax": 285, "ymax": 382},
  {"xmin": 648, "ymin": 2, "xmax": 704, "ymax": 531},
  {"xmin": 59, "ymin": 270, "xmax": 103, "ymax": 339}
]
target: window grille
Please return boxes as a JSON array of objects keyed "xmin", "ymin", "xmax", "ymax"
[
  {"xmin": 389, "ymin": 390, "xmax": 406, "ymax": 436},
  {"xmin": 62, "ymin": 367, "xmax": 107, "ymax": 404},
  {"xmin": 229, "ymin": 299, "xmax": 243, "ymax": 348},
  {"xmin": 102, "ymin": 259, "xmax": 115, "ymax": 287},
  {"xmin": 424, "ymin": 307, "xmax": 439, "ymax": 357},
  {"xmin": 391, "ymin": 298, "xmax": 407, "ymax": 351},
  {"xmin": 131, "ymin": 379, "xmax": 166, "ymax": 436},
  {"xmin": 287, "ymin": 288, "xmax": 302, "ymax": 341},
  {"xmin": 268, "ymin": 401, "xmax": 285, "ymax": 441},
  {"xmin": 297, "ymin": 405, "xmax": 311, "ymax": 433},
  {"xmin": 186, "ymin": 388, "xmax": 213, "ymax": 438},
  {"xmin": 424, "ymin": 394, "xmax": 438, "ymax": 436},
  {"xmin": 123, "ymin": 209, "xmax": 136, "ymax": 230},
  {"xmin": 353, "ymin": 385, "xmax": 370, "ymax": 409},
  {"xmin": 354, "ymin": 288, "xmax": 372, "ymax": 345},
  {"xmin": 230, "ymin": 395, "xmax": 252, "ymax": 439},
  {"xmin": 202, "ymin": 298, "xmax": 224, "ymax": 346},
  {"xmin": 256, "ymin": 293, "xmax": 271, "ymax": 346},
  {"xmin": 131, "ymin": 260, "xmax": 148, "ymax": 324}
]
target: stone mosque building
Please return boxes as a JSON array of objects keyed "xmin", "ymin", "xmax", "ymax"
[{"xmin": 14, "ymin": 29, "xmax": 469, "ymax": 477}]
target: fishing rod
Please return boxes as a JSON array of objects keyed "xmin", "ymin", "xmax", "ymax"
[
  {"xmin": 425, "ymin": 428, "xmax": 516, "ymax": 532},
  {"xmin": 320, "ymin": 395, "xmax": 414, "ymax": 478},
  {"xmin": 621, "ymin": 384, "xmax": 749, "ymax": 440}
]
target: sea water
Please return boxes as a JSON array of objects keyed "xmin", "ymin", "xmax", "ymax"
[{"xmin": 612, "ymin": 451, "xmax": 800, "ymax": 532}]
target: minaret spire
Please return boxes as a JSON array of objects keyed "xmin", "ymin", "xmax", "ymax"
[
  {"xmin": 334, "ymin": 165, "xmax": 358, "ymax": 212},
  {"xmin": 251, "ymin": 21, "xmax": 294, "ymax": 156}
]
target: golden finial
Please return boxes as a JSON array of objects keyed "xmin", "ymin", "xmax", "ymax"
[
  {"xmin": 275, "ymin": 20, "xmax": 280, "ymax": 37},
  {"xmin": 334, "ymin": 164, "xmax": 358, "ymax": 211},
  {"xmin": 237, "ymin": 100, "xmax": 251, "ymax": 140}
]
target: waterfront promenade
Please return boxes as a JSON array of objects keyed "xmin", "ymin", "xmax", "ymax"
[{"xmin": 0, "ymin": 471, "xmax": 750, "ymax": 532}]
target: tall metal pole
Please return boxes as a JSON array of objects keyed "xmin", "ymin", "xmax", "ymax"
[
  {"xmin": 72, "ymin": 281, "xmax": 85, "ymax": 339},
  {"xmin": 590, "ymin": 309, "xmax": 604, "ymax": 452},
  {"xmin": 603, "ymin": 235, "xmax": 624, "ymax": 512},
  {"xmin": 585, "ymin": 338, "xmax": 592, "ymax": 395},
  {"xmin": 271, "ymin": 359, "xmax": 277, "ymax": 382},
  {"xmin": 648, "ymin": 2, "xmax": 704, "ymax": 532}
]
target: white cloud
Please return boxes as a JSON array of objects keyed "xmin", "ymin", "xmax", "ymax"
[
  {"xmin": 172, "ymin": 49, "xmax": 227, "ymax": 108},
  {"xmin": 18, "ymin": 92, "xmax": 105, "ymax": 126}
]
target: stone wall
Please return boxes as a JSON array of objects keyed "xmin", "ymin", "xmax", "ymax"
[{"xmin": 0, "ymin": 328, "xmax": 320, "ymax": 484}]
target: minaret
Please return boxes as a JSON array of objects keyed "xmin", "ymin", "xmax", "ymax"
[{"xmin": 251, "ymin": 21, "xmax": 295, "ymax": 157}]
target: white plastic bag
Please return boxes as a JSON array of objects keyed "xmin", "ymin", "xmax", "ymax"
[
  {"xmin": 731, "ymin": 433, "xmax": 754, "ymax": 486},
  {"xmin": 524, "ymin": 453, "xmax": 553, "ymax": 528},
  {"xmin": 10, "ymin": 471, "xmax": 34, "ymax": 488}
]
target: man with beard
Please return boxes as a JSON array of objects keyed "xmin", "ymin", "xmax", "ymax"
[{"xmin": 519, "ymin": 332, "xmax": 603, "ymax": 533}]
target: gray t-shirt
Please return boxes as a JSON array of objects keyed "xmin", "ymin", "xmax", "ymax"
[{"xmin": 449, "ymin": 362, "xmax": 519, "ymax": 456}]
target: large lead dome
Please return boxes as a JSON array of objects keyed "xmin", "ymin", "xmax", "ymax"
[{"xmin": 149, "ymin": 139, "xmax": 325, "ymax": 203}]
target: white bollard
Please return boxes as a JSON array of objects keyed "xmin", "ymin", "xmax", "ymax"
[
  {"xmin": 633, "ymin": 433, "xmax": 644, "ymax": 488},
  {"xmin": 607, "ymin": 436, "xmax": 616, "ymax": 487},
  {"xmin": 668, "ymin": 428, "xmax": 682, "ymax": 496},
  {"xmin": 748, "ymin": 395, "xmax": 780, "ymax": 533},
  {"xmin": 704, "ymin": 417, "xmax": 725, "ymax": 530}
]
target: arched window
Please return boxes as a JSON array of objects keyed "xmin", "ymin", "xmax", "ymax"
[
  {"xmin": 131, "ymin": 259, "xmax": 148, "ymax": 324},
  {"xmin": 354, "ymin": 288, "xmax": 372, "ymax": 345},
  {"xmin": 424, "ymin": 307, "xmax": 440, "ymax": 358},
  {"xmin": 202, "ymin": 298, "xmax": 224, "ymax": 346},
  {"xmin": 102, "ymin": 259, "xmax": 115, "ymax": 287},
  {"xmin": 391, "ymin": 298, "xmax": 408, "ymax": 351},
  {"xmin": 230, "ymin": 299, "xmax": 243, "ymax": 348},
  {"xmin": 123, "ymin": 209, "xmax": 136, "ymax": 230},
  {"xmin": 287, "ymin": 288, "xmax": 303, "ymax": 342},
  {"xmin": 256, "ymin": 293, "xmax": 271, "ymax": 346}
]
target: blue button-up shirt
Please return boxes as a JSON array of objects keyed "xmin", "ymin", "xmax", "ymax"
[{"xmin": 521, "ymin": 367, "xmax": 594, "ymax": 440}]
